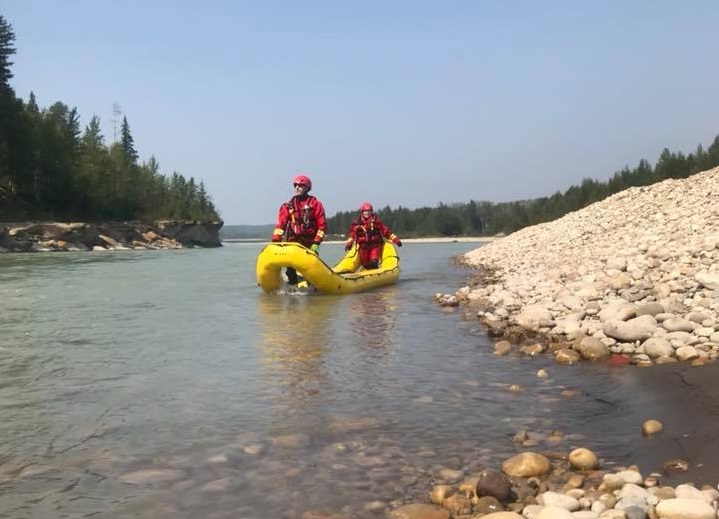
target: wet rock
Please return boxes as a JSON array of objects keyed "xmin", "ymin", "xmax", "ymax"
[
  {"xmin": 429, "ymin": 485, "xmax": 453, "ymax": 504},
  {"xmin": 641, "ymin": 419, "xmax": 663, "ymax": 436},
  {"xmin": 327, "ymin": 415, "xmax": 379, "ymax": 433},
  {"xmin": 434, "ymin": 468, "xmax": 463, "ymax": 484},
  {"xmin": 118, "ymin": 468, "xmax": 186, "ymax": 485},
  {"xmin": 661, "ymin": 459, "xmax": 689, "ymax": 476},
  {"xmin": 389, "ymin": 503, "xmax": 450, "ymax": 519},
  {"xmin": 554, "ymin": 348, "xmax": 581, "ymax": 364},
  {"xmin": 577, "ymin": 337, "xmax": 610, "ymax": 361},
  {"xmin": 457, "ymin": 476, "xmax": 479, "ymax": 497},
  {"xmin": 442, "ymin": 493, "xmax": 471, "ymax": 515},
  {"xmin": 270, "ymin": 433, "xmax": 311, "ymax": 448},
  {"xmin": 568, "ymin": 448, "xmax": 599, "ymax": 470},
  {"xmin": 494, "ymin": 340, "xmax": 513, "ymax": 355},
  {"xmin": 675, "ymin": 346, "xmax": 700, "ymax": 361},
  {"xmin": 520, "ymin": 343, "xmax": 546, "ymax": 356},
  {"xmin": 353, "ymin": 453, "xmax": 385, "ymax": 467},
  {"xmin": 501, "ymin": 452, "xmax": 551, "ymax": 478},
  {"xmin": 364, "ymin": 501, "xmax": 387, "ymax": 512},
  {"xmin": 199, "ymin": 477, "xmax": 234, "ymax": 492},
  {"xmin": 474, "ymin": 495, "xmax": 504, "ymax": 513},
  {"xmin": 475, "ymin": 468, "xmax": 511, "ymax": 501}
]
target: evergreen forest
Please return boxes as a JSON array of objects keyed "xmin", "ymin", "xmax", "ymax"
[{"xmin": 0, "ymin": 15, "xmax": 219, "ymax": 222}]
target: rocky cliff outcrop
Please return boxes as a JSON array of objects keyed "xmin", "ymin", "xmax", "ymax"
[
  {"xmin": 155, "ymin": 220, "xmax": 223, "ymax": 247},
  {"xmin": 0, "ymin": 220, "xmax": 223, "ymax": 252}
]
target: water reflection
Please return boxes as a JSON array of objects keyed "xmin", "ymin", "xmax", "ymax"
[
  {"xmin": 255, "ymin": 295, "xmax": 334, "ymax": 430},
  {"xmin": 347, "ymin": 290, "xmax": 398, "ymax": 352}
]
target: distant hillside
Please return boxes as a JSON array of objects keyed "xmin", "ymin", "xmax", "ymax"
[{"xmin": 220, "ymin": 224, "xmax": 273, "ymax": 240}]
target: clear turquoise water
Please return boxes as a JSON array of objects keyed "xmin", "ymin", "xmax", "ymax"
[{"xmin": 0, "ymin": 243, "xmax": 684, "ymax": 518}]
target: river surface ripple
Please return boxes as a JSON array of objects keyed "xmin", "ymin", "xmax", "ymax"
[{"xmin": 0, "ymin": 243, "xmax": 682, "ymax": 518}]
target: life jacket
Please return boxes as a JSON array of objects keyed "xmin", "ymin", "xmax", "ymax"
[
  {"xmin": 285, "ymin": 195, "xmax": 319, "ymax": 240},
  {"xmin": 353, "ymin": 215, "xmax": 384, "ymax": 247}
]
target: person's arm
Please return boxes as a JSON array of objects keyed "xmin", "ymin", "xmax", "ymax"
[
  {"xmin": 344, "ymin": 221, "xmax": 356, "ymax": 250},
  {"xmin": 312, "ymin": 199, "xmax": 326, "ymax": 244},
  {"xmin": 379, "ymin": 219, "xmax": 402, "ymax": 246},
  {"xmin": 271, "ymin": 204, "xmax": 289, "ymax": 242}
]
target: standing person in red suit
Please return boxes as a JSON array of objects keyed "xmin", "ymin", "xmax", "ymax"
[
  {"xmin": 271, "ymin": 174, "xmax": 327, "ymax": 285},
  {"xmin": 343, "ymin": 202, "xmax": 402, "ymax": 270}
]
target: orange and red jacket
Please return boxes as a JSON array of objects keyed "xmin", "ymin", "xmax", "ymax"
[
  {"xmin": 272, "ymin": 194, "xmax": 326, "ymax": 245},
  {"xmin": 347, "ymin": 214, "xmax": 397, "ymax": 248}
]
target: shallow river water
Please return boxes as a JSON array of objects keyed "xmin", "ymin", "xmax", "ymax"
[{"xmin": 0, "ymin": 242, "xmax": 695, "ymax": 518}]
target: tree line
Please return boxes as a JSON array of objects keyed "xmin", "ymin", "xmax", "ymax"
[
  {"xmin": 326, "ymin": 135, "xmax": 719, "ymax": 237},
  {"xmin": 0, "ymin": 15, "xmax": 219, "ymax": 222}
]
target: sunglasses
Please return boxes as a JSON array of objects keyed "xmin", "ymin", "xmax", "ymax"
[{"xmin": 293, "ymin": 183, "xmax": 307, "ymax": 188}]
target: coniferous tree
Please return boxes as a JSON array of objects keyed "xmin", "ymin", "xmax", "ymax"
[
  {"xmin": 0, "ymin": 15, "xmax": 18, "ymax": 204},
  {"xmin": 707, "ymin": 136, "xmax": 719, "ymax": 166},
  {"xmin": 82, "ymin": 115, "xmax": 104, "ymax": 149},
  {"xmin": 27, "ymin": 91, "xmax": 39, "ymax": 113},
  {"xmin": 76, "ymin": 115, "xmax": 108, "ymax": 215},
  {"xmin": 37, "ymin": 102, "xmax": 81, "ymax": 213},
  {"xmin": 120, "ymin": 116, "xmax": 138, "ymax": 165},
  {"xmin": 0, "ymin": 15, "xmax": 15, "ymax": 93}
]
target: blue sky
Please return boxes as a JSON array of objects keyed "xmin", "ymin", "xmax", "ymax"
[{"xmin": 3, "ymin": 1, "xmax": 718, "ymax": 225}]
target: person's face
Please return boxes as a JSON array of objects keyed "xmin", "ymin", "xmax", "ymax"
[
  {"xmin": 361, "ymin": 210, "xmax": 371, "ymax": 218},
  {"xmin": 293, "ymin": 182, "xmax": 308, "ymax": 195}
]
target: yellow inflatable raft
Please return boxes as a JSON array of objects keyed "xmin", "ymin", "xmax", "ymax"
[{"xmin": 256, "ymin": 241, "xmax": 400, "ymax": 294}]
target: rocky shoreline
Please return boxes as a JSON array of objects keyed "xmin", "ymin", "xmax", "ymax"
[
  {"xmin": 379, "ymin": 366, "xmax": 719, "ymax": 518},
  {"xmin": 0, "ymin": 220, "xmax": 223, "ymax": 252},
  {"xmin": 407, "ymin": 167, "xmax": 719, "ymax": 518},
  {"xmin": 441, "ymin": 166, "xmax": 719, "ymax": 368},
  {"xmin": 391, "ymin": 451, "xmax": 719, "ymax": 519}
]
